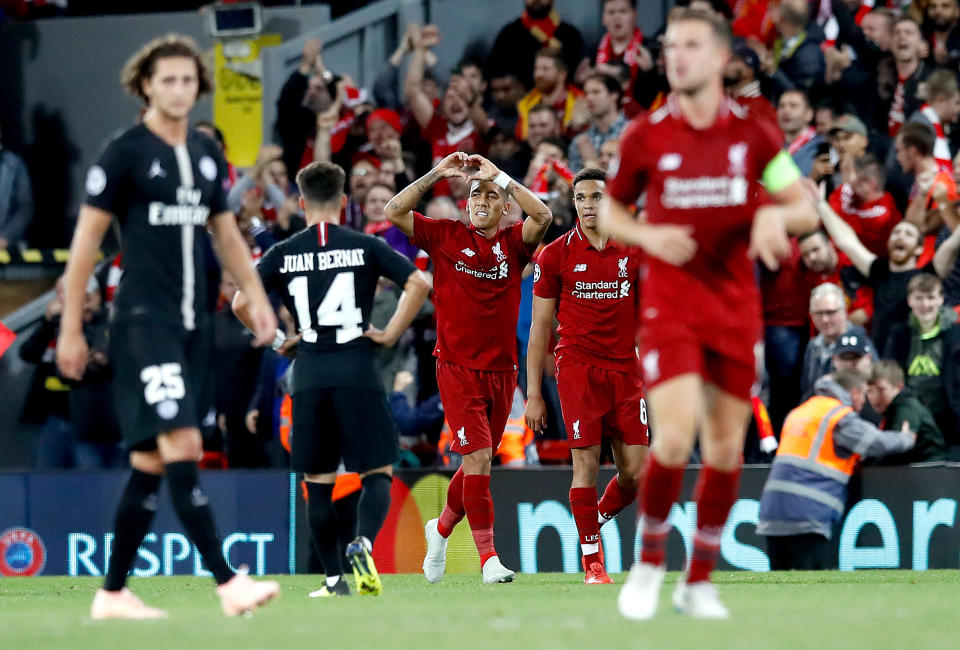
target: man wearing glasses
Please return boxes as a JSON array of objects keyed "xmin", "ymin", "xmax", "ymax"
[{"xmin": 800, "ymin": 282, "xmax": 875, "ymax": 398}]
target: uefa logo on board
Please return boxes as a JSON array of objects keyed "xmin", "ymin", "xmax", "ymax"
[{"xmin": 0, "ymin": 527, "xmax": 47, "ymax": 576}]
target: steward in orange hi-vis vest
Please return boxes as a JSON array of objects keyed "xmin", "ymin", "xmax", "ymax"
[{"xmin": 757, "ymin": 374, "xmax": 915, "ymax": 569}]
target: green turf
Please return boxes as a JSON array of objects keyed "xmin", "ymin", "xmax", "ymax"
[{"xmin": 1, "ymin": 571, "xmax": 957, "ymax": 649}]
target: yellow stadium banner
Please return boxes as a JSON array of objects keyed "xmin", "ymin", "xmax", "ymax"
[{"xmin": 213, "ymin": 34, "xmax": 282, "ymax": 168}]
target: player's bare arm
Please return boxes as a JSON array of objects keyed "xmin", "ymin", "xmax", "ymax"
[
  {"xmin": 749, "ymin": 180, "xmax": 819, "ymax": 271},
  {"xmin": 56, "ymin": 205, "xmax": 114, "ymax": 381},
  {"xmin": 208, "ymin": 210, "xmax": 277, "ymax": 347},
  {"xmin": 598, "ymin": 197, "xmax": 697, "ymax": 266},
  {"xmin": 804, "ymin": 179, "xmax": 876, "ymax": 277},
  {"xmin": 464, "ymin": 154, "xmax": 553, "ymax": 245},
  {"xmin": 933, "ymin": 221, "xmax": 960, "ymax": 278},
  {"xmin": 524, "ymin": 295, "xmax": 556, "ymax": 433},
  {"xmin": 364, "ymin": 270, "xmax": 431, "ymax": 347},
  {"xmin": 384, "ymin": 152, "xmax": 468, "ymax": 236},
  {"xmin": 57, "ymin": 205, "xmax": 113, "ymax": 380}
]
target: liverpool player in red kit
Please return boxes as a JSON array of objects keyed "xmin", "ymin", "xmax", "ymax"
[
  {"xmin": 384, "ymin": 152, "xmax": 552, "ymax": 584},
  {"xmin": 525, "ymin": 167, "xmax": 648, "ymax": 585},
  {"xmin": 600, "ymin": 10, "xmax": 817, "ymax": 619}
]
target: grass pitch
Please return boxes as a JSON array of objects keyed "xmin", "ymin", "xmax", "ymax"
[{"xmin": 1, "ymin": 571, "xmax": 957, "ymax": 650}]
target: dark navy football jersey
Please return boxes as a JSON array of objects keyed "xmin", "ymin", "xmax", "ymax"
[
  {"xmin": 257, "ymin": 221, "xmax": 417, "ymax": 391},
  {"xmin": 84, "ymin": 123, "xmax": 230, "ymax": 330}
]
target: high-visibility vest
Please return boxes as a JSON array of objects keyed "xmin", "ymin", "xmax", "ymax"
[
  {"xmin": 279, "ymin": 394, "xmax": 293, "ymax": 453},
  {"xmin": 762, "ymin": 395, "xmax": 858, "ymax": 520},
  {"xmin": 436, "ymin": 416, "xmax": 533, "ymax": 467},
  {"xmin": 497, "ymin": 414, "xmax": 533, "ymax": 467}
]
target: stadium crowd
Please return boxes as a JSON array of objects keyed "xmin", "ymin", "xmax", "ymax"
[{"xmin": 14, "ymin": 0, "xmax": 960, "ymax": 468}]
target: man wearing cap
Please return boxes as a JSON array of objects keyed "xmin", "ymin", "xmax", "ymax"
[
  {"xmin": 757, "ymin": 369, "xmax": 916, "ymax": 570},
  {"xmin": 724, "ymin": 40, "xmax": 779, "ymax": 132}
]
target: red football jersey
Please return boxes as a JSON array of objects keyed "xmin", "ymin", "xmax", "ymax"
[
  {"xmin": 607, "ymin": 94, "xmax": 783, "ymax": 338},
  {"xmin": 412, "ymin": 212, "xmax": 533, "ymax": 371},
  {"xmin": 534, "ymin": 222, "xmax": 642, "ymax": 372},
  {"xmin": 828, "ymin": 184, "xmax": 902, "ymax": 258}
]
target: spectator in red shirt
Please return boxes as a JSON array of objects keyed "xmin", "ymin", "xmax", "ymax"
[
  {"xmin": 404, "ymin": 27, "xmax": 488, "ymax": 194},
  {"xmin": 760, "ymin": 238, "xmax": 811, "ymax": 433},
  {"xmin": 829, "ymin": 153, "xmax": 903, "ymax": 258}
]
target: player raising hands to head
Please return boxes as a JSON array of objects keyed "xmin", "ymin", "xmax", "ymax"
[{"xmin": 385, "ymin": 152, "xmax": 552, "ymax": 584}]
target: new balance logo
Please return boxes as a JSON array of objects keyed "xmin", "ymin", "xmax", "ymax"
[
  {"xmin": 573, "ymin": 264, "xmax": 587, "ymax": 272},
  {"xmin": 461, "ymin": 248, "xmax": 476, "ymax": 257},
  {"xmin": 572, "ymin": 419, "xmax": 581, "ymax": 439},
  {"xmin": 148, "ymin": 159, "xmax": 166, "ymax": 179},
  {"xmin": 457, "ymin": 426, "xmax": 468, "ymax": 446},
  {"xmin": 658, "ymin": 153, "xmax": 682, "ymax": 171}
]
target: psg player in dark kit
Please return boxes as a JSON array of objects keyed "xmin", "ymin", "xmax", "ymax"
[
  {"xmin": 57, "ymin": 35, "xmax": 280, "ymax": 619},
  {"xmin": 233, "ymin": 161, "xmax": 430, "ymax": 597}
]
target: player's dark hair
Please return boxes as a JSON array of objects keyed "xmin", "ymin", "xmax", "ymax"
[
  {"xmin": 853, "ymin": 154, "xmax": 886, "ymax": 189},
  {"xmin": 536, "ymin": 48, "xmax": 568, "ymax": 73},
  {"xmin": 583, "ymin": 73, "xmax": 624, "ymax": 105},
  {"xmin": 897, "ymin": 121, "xmax": 936, "ymax": 157},
  {"xmin": 572, "ymin": 167, "xmax": 607, "ymax": 190},
  {"xmin": 831, "ymin": 368, "xmax": 867, "ymax": 393},
  {"xmin": 669, "ymin": 7, "xmax": 733, "ymax": 48},
  {"xmin": 797, "ymin": 228, "xmax": 829, "ymax": 244},
  {"xmin": 296, "ymin": 161, "xmax": 346, "ymax": 208},
  {"xmin": 121, "ymin": 34, "xmax": 212, "ymax": 104},
  {"xmin": 602, "ymin": 0, "xmax": 637, "ymax": 9}
]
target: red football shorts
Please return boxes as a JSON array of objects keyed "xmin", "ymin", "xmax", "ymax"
[
  {"xmin": 640, "ymin": 321, "xmax": 762, "ymax": 401},
  {"xmin": 555, "ymin": 359, "xmax": 650, "ymax": 449},
  {"xmin": 436, "ymin": 359, "xmax": 516, "ymax": 455}
]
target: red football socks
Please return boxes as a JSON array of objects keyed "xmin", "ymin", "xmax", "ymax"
[
  {"xmin": 463, "ymin": 474, "xmax": 497, "ymax": 566},
  {"xmin": 597, "ymin": 475, "xmax": 638, "ymax": 523},
  {"xmin": 687, "ymin": 464, "xmax": 741, "ymax": 584},
  {"xmin": 437, "ymin": 467, "xmax": 465, "ymax": 538},
  {"xmin": 639, "ymin": 452, "xmax": 685, "ymax": 567},
  {"xmin": 569, "ymin": 487, "xmax": 602, "ymax": 566}
]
